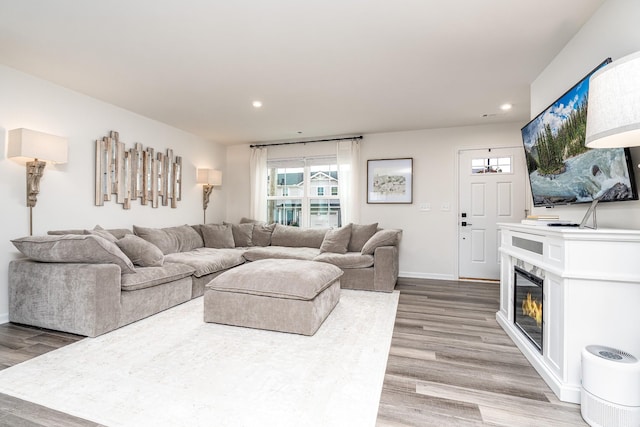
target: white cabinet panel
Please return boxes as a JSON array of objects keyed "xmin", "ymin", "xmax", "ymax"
[{"xmin": 496, "ymin": 223, "xmax": 640, "ymax": 403}]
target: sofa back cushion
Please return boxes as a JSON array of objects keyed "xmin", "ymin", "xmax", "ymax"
[
  {"xmin": 11, "ymin": 234, "xmax": 136, "ymax": 274},
  {"xmin": 270, "ymin": 224, "xmax": 328, "ymax": 248},
  {"xmin": 133, "ymin": 225, "xmax": 204, "ymax": 255}
]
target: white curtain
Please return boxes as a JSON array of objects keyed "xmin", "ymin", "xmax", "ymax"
[
  {"xmin": 249, "ymin": 147, "xmax": 268, "ymax": 221},
  {"xmin": 337, "ymin": 138, "xmax": 361, "ymax": 225}
]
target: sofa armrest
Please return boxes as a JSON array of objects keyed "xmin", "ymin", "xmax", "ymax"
[
  {"xmin": 9, "ymin": 259, "xmax": 122, "ymax": 337},
  {"xmin": 373, "ymin": 246, "xmax": 399, "ymax": 292}
]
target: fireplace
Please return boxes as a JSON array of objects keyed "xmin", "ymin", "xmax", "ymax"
[{"xmin": 513, "ymin": 266, "xmax": 543, "ymax": 353}]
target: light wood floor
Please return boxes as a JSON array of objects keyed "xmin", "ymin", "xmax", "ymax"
[
  {"xmin": 0, "ymin": 278, "xmax": 586, "ymax": 426},
  {"xmin": 376, "ymin": 278, "xmax": 586, "ymax": 426}
]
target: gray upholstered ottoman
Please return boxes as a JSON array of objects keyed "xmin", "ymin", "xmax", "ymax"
[{"xmin": 203, "ymin": 259, "xmax": 342, "ymax": 335}]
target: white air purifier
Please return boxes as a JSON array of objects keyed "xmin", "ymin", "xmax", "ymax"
[{"xmin": 581, "ymin": 345, "xmax": 640, "ymax": 427}]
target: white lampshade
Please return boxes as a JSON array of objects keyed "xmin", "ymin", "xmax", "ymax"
[
  {"xmin": 7, "ymin": 128, "xmax": 68, "ymax": 163},
  {"xmin": 585, "ymin": 51, "xmax": 640, "ymax": 148},
  {"xmin": 196, "ymin": 168, "xmax": 222, "ymax": 186}
]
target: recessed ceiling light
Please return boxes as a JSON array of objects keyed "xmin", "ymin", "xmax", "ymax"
[
  {"xmin": 252, "ymin": 101, "xmax": 263, "ymax": 108},
  {"xmin": 500, "ymin": 103, "xmax": 513, "ymax": 111}
]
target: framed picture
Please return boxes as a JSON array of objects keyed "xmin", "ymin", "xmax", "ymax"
[{"xmin": 367, "ymin": 158, "xmax": 413, "ymax": 204}]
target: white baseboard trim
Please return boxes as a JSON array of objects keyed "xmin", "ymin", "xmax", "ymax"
[
  {"xmin": 399, "ymin": 271, "xmax": 456, "ymax": 281},
  {"xmin": 0, "ymin": 313, "xmax": 9, "ymax": 324}
]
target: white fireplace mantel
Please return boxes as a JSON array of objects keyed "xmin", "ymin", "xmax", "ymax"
[{"xmin": 497, "ymin": 223, "xmax": 640, "ymax": 403}]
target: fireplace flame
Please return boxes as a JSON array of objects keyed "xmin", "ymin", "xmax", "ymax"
[{"xmin": 522, "ymin": 293, "xmax": 542, "ymax": 327}]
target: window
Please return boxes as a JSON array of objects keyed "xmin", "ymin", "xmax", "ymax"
[
  {"xmin": 471, "ymin": 157, "xmax": 512, "ymax": 174},
  {"xmin": 267, "ymin": 157, "xmax": 341, "ymax": 228}
]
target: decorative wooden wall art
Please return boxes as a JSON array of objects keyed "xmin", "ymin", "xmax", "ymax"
[{"xmin": 95, "ymin": 131, "xmax": 182, "ymax": 209}]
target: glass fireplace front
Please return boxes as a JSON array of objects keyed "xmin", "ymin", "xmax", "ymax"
[{"xmin": 513, "ymin": 266, "xmax": 543, "ymax": 353}]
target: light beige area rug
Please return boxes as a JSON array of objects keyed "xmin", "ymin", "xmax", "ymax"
[{"xmin": 0, "ymin": 289, "xmax": 399, "ymax": 427}]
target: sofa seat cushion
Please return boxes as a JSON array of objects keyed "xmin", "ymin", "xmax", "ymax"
[
  {"xmin": 207, "ymin": 259, "xmax": 343, "ymax": 301},
  {"xmin": 242, "ymin": 246, "xmax": 320, "ymax": 262},
  {"xmin": 164, "ymin": 248, "xmax": 246, "ymax": 278},
  {"xmin": 314, "ymin": 252, "xmax": 374, "ymax": 269},
  {"xmin": 121, "ymin": 262, "xmax": 195, "ymax": 291}
]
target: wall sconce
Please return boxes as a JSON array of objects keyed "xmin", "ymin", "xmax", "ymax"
[
  {"xmin": 8, "ymin": 128, "xmax": 68, "ymax": 235},
  {"xmin": 196, "ymin": 168, "xmax": 222, "ymax": 223}
]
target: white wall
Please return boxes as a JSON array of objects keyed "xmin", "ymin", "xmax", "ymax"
[
  {"xmin": 226, "ymin": 122, "xmax": 523, "ymax": 279},
  {"xmin": 528, "ymin": 0, "xmax": 640, "ymax": 228},
  {"xmin": 0, "ymin": 65, "xmax": 226, "ymax": 322}
]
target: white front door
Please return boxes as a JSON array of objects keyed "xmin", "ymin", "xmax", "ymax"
[{"xmin": 458, "ymin": 147, "xmax": 527, "ymax": 281}]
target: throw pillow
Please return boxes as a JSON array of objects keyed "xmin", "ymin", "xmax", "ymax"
[
  {"xmin": 348, "ymin": 223, "xmax": 379, "ymax": 252},
  {"xmin": 201, "ymin": 224, "xmax": 235, "ymax": 248},
  {"xmin": 116, "ymin": 234, "xmax": 164, "ymax": 267},
  {"xmin": 361, "ymin": 229, "xmax": 402, "ymax": 255},
  {"xmin": 223, "ymin": 222, "xmax": 254, "ymax": 247},
  {"xmin": 252, "ymin": 223, "xmax": 276, "ymax": 246},
  {"xmin": 11, "ymin": 234, "xmax": 136, "ymax": 274},
  {"xmin": 319, "ymin": 224, "xmax": 352, "ymax": 254},
  {"xmin": 133, "ymin": 224, "xmax": 204, "ymax": 255}
]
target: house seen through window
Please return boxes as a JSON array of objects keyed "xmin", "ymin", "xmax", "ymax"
[{"xmin": 267, "ymin": 157, "xmax": 341, "ymax": 228}]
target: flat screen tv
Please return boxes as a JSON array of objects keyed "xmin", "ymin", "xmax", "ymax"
[{"xmin": 521, "ymin": 58, "xmax": 638, "ymax": 207}]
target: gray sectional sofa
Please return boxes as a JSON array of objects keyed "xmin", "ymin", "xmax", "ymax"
[{"xmin": 8, "ymin": 221, "xmax": 401, "ymax": 337}]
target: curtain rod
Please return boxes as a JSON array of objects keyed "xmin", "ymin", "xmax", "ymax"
[{"xmin": 250, "ymin": 135, "xmax": 362, "ymax": 148}]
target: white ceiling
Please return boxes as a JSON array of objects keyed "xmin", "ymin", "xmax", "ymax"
[{"xmin": 0, "ymin": 0, "xmax": 606, "ymax": 145}]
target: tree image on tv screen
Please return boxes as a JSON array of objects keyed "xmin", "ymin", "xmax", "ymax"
[{"xmin": 533, "ymin": 99, "xmax": 589, "ymax": 176}]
